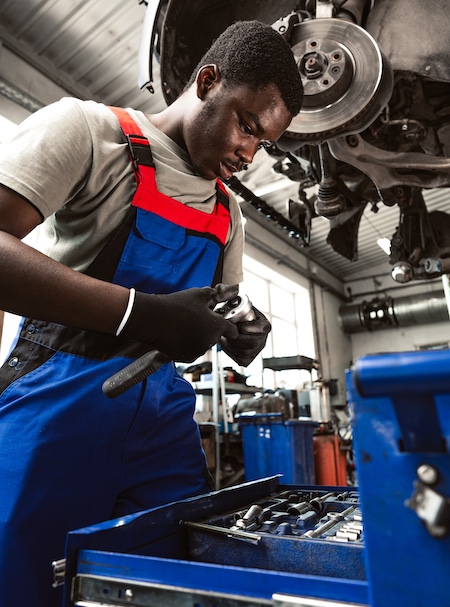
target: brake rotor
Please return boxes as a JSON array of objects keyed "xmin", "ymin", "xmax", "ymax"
[{"xmin": 285, "ymin": 18, "xmax": 393, "ymax": 143}]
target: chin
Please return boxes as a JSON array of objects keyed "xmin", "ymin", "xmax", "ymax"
[{"xmin": 192, "ymin": 161, "xmax": 216, "ymax": 181}]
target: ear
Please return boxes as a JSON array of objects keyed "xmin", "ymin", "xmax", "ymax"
[{"xmin": 196, "ymin": 64, "xmax": 221, "ymax": 100}]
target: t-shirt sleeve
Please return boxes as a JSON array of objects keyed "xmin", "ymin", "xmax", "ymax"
[{"xmin": 0, "ymin": 97, "xmax": 94, "ymax": 219}]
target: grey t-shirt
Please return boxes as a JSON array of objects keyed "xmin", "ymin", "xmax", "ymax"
[{"xmin": 0, "ymin": 97, "xmax": 244, "ymax": 284}]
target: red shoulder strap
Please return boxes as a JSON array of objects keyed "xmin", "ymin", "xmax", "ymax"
[
  {"xmin": 108, "ymin": 106, "xmax": 231, "ymax": 244},
  {"xmin": 109, "ymin": 106, "xmax": 144, "ymax": 137}
]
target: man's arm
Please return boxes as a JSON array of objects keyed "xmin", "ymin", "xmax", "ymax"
[
  {"xmin": 0, "ymin": 185, "xmax": 129, "ymax": 334},
  {"xmin": 0, "ymin": 185, "xmax": 239, "ymax": 362}
]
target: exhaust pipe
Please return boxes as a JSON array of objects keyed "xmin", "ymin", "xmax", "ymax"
[{"xmin": 339, "ymin": 290, "xmax": 449, "ymax": 333}]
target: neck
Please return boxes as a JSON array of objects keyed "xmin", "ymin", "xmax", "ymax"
[{"xmin": 147, "ymin": 95, "xmax": 188, "ymax": 151}]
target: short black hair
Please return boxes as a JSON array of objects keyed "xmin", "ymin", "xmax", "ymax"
[{"xmin": 186, "ymin": 20, "xmax": 303, "ymax": 116}]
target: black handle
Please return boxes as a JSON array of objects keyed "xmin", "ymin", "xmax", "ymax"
[{"xmin": 102, "ymin": 350, "xmax": 171, "ymax": 398}]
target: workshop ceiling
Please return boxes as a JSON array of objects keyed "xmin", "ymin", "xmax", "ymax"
[{"xmin": 0, "ymin": 0, "xmax": 449, "ymax": 284}]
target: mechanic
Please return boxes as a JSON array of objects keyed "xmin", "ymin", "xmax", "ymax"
[{"xmin": 0, "ymin": 20, "xmax": 303, "ymax": 607}]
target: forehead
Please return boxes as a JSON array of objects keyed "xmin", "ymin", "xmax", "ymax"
[{"xmin": 227, "ymin": 81, "xmax": 293, "ymax": 138}]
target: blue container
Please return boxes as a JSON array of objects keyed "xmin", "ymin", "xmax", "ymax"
[{"xmin": 240, "ymin": 413, "xmax": 317, "ymax": 484}]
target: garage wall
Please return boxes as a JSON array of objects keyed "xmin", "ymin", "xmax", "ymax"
[{"xmin": 311, "ymin": 282, "xmax": 352, "ymax": 405}]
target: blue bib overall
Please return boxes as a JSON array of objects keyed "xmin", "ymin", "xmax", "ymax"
[{"xmin": 0, "ymin": 107, "xmax": 231, "ymax": 607}]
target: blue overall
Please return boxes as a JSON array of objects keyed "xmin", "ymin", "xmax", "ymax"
[{"xmin": 0, "ymin": 107, "xmax": 231, "ymax": 607}]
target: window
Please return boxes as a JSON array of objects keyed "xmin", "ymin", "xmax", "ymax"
[{"xmin": 221, "ymin": 254, "xmax": 315, "ymax": 392}]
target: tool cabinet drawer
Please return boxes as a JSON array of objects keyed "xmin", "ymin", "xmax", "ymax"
[{"xmin": 65, "ymin": 477, "xmax": 368, "ymax": 607}]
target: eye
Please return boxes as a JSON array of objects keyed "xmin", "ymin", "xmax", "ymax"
[
  {"xmin": 258, "ymin": 140, "xmax": 272, "ymax": 150},
  {"xmin": 239, "ymin": 118, "xmax": 253, "ymax": 136}
]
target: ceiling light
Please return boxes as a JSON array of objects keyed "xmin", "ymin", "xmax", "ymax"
[{"xmin": 377, "ymin": 237, "xmax": 391, "ymax": 255}]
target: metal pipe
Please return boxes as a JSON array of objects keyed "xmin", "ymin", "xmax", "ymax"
[{"xmin": 339, "ymin": 289, "xmax": 449, "ymax": 333}]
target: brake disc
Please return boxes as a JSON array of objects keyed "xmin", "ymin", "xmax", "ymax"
[{"xmin": 285, "ymin": 18, "xmax": 393, "ymax": 143}]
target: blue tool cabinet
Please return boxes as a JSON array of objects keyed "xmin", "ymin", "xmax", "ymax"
[
  {"xmin": 62, "ymin": 348, "xmax": 450, "ymax": 606},
  {"xmin": 347, "ymin": 349, "xmax": 450, "ymax": 607}
]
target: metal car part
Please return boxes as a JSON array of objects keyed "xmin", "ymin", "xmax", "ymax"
[
  {"xmin": 286, "ymin": 19, "xmax": 393, "ymax": 143},
  {"xmin": 328, "ymin": 133, "xmax": 450, "ymax": 194},
  {"xmin": 137, "ymin": 0, "xmax": 165, "ymax": 93}
]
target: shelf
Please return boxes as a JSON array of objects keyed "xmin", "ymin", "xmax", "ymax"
[
  {"xmin": 192, "ymin": 381, "xmax": 262, "ymax": 395},
  {"xmin": 262, "ymin": 355, "xmax": 319, "ymax": 371}
]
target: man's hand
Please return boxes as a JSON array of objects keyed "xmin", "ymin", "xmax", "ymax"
[
  {"xmin": 119, "ymin": 284, "xmax": 240, "ymax": 362},
  {"xmin": 220, "ymin": 306, "xmax": 271, "ymax": 366}
]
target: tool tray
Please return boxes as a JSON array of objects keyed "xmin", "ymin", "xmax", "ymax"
[{"xmin": 187, "ymin": 486, "xmax": 365, "ymax": 580}]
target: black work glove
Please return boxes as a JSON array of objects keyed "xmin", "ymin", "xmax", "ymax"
[
  {"xmin": 120, "ymin": 284, "xmax": 239, "ymax": 362},
  {"xmin": 220, "ymin": 306, "xmax": 271, "ymax": 367}
]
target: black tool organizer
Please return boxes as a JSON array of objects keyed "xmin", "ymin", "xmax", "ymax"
[{"xmin": 187, "ymin": 487, "xmax": 365, "ymax": 581}]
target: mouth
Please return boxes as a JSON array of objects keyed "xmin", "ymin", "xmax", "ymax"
[
  {"xmin": 219, "ymin": 161, "xmax": 243, "ymax": 180},
  {"xmin": 219, "ymin": 162, "xmax": 237, "ymax": 179}
]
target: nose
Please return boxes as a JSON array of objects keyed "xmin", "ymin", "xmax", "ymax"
[{"xmin": 237, "ymin": 139, "xmax": 259, "ymax": 166}]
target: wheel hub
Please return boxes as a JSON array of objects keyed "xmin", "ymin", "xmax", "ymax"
[{"xmin": 285, "ymin": 18, "xmax": 393, "ymax": 143}]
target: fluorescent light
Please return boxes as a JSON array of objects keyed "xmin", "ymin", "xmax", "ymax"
[{"xmin": 377, "ymin": 237, "xmax": 391, "ymax": 255}]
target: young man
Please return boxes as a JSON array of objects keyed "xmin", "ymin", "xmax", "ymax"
[{"xmin": 0, "ymin": 20, "xmax": 303, "ymax": 606}]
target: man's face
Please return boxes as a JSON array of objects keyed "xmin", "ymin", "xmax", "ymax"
[{"xmin": 185, "ymin": 80, "xmax": 293, "ymax": 180}]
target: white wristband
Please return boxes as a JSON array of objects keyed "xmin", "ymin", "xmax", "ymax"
[{"xmin": 115, "ymin": 288, "xmax": 136, "ymax": 336}]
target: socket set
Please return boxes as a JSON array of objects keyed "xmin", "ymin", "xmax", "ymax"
[
  {"xmin": 189, "ymin": 489, "xmax": 362, "ymax": 539},
  {"xmin": 187, "ymin": 487, "xmax": 366, "ymax": 580}
]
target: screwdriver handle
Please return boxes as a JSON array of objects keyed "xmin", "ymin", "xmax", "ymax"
[{"xmin": 102, "ymin": 350, "xmax": 171, "ymax": 398}]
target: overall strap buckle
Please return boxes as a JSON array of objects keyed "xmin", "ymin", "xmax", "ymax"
[{"xmin": 126, "ymin": 134, "xmax": 155, "ymax": 171}]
